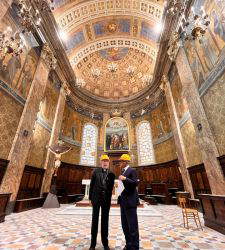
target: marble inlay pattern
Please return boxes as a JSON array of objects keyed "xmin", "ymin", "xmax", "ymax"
[{"xmin": 1, "ymin": 205, "xmax": 225, "ymax": 249}]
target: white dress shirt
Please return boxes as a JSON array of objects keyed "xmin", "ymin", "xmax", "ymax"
[{"xmin": 117, "ymin": 165, "xmax": 129, "ymax": 196}]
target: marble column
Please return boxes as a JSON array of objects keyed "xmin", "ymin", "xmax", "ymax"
[
  {"xmin": 161, "ymin": 76, "xmax": 194, "ymax": 197},
  {"xmin": 0, "ymin": 44, "xmax": 57, "ymax": 212},
  {"xmin": 0, "ymin": 0, "xmax": 12, "ymax": 21},
  {"xmin": 41, "ymin": 85, "xmax": 66, "ymax": 194},
  {"xmin": 176, "ymin": 47, "xmax": 225, "ymax": 195}
]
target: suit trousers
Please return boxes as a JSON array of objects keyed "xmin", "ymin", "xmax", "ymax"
[
  {"xmin": 91, "ymin": 202, "xmax": 110, "ymax": 247},
  {"xmin": 120, "ymin": 205, "xmax": 139, "ymax": 250}
]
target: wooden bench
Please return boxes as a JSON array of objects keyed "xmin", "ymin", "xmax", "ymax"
[
  {"xmin": 0, "ymin": 193, "xmax": 11, "ymax": 222},
  {"xmin": 14, "ymin": 197, "xmax": 45, "ymax": 213},
  {"xmin": 145, "ymin": 195, "xmax": 157, "ymax": 205},
  {"xmin": 149, "ymin": 183, "xmax": 172, "ymax": 204}
]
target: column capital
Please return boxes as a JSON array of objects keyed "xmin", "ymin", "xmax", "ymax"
[{"xmin": 41, "ymin": 43, "xmax": 57, "ymax": 70}]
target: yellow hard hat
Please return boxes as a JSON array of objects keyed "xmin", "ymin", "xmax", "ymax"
[
  {"xmin": 120, "ymin": 154, "xmax": 131, "ymax": 162},
  {"xmin": 100, "ymin": 154, "xmax": 110, "ymax": 161}
]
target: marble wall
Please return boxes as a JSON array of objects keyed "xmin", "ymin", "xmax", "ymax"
[
  {"xmin": 180, "ymin": 120, "xmax": 203, "ymax": 167},
  {"xmin": 202, "ymin": 72, "xmax": 225, "ymax": 156},
  {"xmin": 0, "ymin": 89, "xmax": 23, "ymax": 159},
  {"xmin": 25, "ymin": 79, "xmax": 59, "ymax": 168}
]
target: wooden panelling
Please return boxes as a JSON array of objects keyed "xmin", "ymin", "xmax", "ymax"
[
  {"xmin": 17, "ymin": 165, "xmax": 45, "ymax": 200},
  {"xmin": 0, "ymin": 159, "xmax": 8, "ymax": 185},
  {"xmin": 188, "ymin": 164, "xmax": 211, "ymax": 198},
  {"xmin": 14, "ymin": 197, "xmax": 45, "ymax": 213},
  {"xmin": 218, "ymin": 155, "xmax": 225, "ymax": 177},
  {"xmin": 57, "ymin": 162, "xmax": 96, "ymax": 195},
  {"xmin": 199, "ymin": 194, "xmax": 225, "ymax": 235},
  {"xmin": 0, "ymin": 193, "xmax": 11, "ymax": 222},
  {"xmin": 137, "ymin": 160, "xmax": 183, "ymax": 194}
]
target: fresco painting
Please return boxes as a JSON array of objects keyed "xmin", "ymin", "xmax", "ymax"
[{"xmin": 105, "ymin": 117, "xmax": 129, "ymax": 151}]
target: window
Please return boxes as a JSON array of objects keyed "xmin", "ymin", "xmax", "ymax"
[
  {"xmin": 80, "ymin": 123, "xmax": 98, "ymax": 166},
  {"xmin": 136, "ymin": 121, "xmax": 155, "ymax": 166}
]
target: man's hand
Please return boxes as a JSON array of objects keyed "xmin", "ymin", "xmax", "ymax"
[{"xmin": 119, "ymin": 175, "xmax": 126, "ymax": 181}]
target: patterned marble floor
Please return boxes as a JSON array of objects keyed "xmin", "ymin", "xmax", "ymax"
[{"xmin": 0, "ymin": 204, "xmax": 225, "ymax": 250}]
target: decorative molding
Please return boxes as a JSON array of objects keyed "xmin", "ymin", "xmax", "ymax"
[
  {"xmin": 70, "ymin": 38, "xmax": 157, "ymax": 66},
  {"xmin": 153, "ymin": 131, "xmax": 173, "ymax": 145},
  {"xmin": 60, "ymin": 135, "xmax": 81, "ymax": 147},
  {"xmin": 179, "ymin": 111, "xmax": 190, "ymax": 128},
  {"xmin": 0, "ymin": 80, "xmax": 26, "ymax": 106},
  {"xmin": 36, "ymin": 114, "xmax": 52, "ymax": 132},
  {"xmin": 131, "ymin": 91, "xmax": 164, "ymax": 118},
  {"xmin": 66, "ymin": 96, "xmax": 103, "ymax": 120},
  {"xmin": 57, "ymin": 0, "xmax": 163, "ymax": 33},
  {"xmin": 199, "ymin": 55, "xmax": 225, "ymax": 97}
]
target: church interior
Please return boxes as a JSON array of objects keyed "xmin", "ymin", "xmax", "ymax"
[{"xmin": 0, "ymin": 0, "xmax": 225, "ymax": 249}]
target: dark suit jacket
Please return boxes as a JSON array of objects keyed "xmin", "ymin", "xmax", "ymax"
[
  {"xmin": 118, "ymin": 167, "xmax": 139, "ymax": 208},
  {"xmin": 89, "ymin": 168, "xmax": 115, "ymax": 206}
]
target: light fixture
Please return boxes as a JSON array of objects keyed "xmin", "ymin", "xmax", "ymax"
[
  {"xmin": 126, "ymin": 65, "xmax": 136, "ymax": 77},
  {"xmin": 76, "ymin": 78, "xmax": 86, "ymax": 88},
  {"xmin": 0, "ymin": 28, "xmax": 24, "ymax": 60},
  {"xmin": 167, "ymin": 4, "xmax": 210, "ymax": 60},
  {"xmin": 107, "ymin": 62, "xmax": 118, "ymax": 73},
  {"xmin": 91, "ymin": 68, "xmax": 101, "ymax": 78},
  {"xmin": 180, "ymin": 6, "xmax": 210, "ymax": 42}
]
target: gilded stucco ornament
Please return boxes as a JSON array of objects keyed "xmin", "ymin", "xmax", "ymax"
[{"xmin": 41, "ymin": 43, "xmax": 57, "ymax": 69}]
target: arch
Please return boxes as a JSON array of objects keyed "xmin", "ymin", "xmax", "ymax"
[
  {"xmin": 80, "ymin": 123, "xmax": 98, "ymax": 166},
  {"xmin": 56, "ymin": 0, "xmax": 163, "ymax": 32},
  {"xmin": 136, "ymin": 120, "xmax": 155, "ymax": 166},
  {"xmin": 69, "ymin": 37, "xmax": 157, "ymax": 66}
]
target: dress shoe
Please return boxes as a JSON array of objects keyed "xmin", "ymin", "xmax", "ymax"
[
  {"xmin": 104, "ymin": 246, "xmax": 110, "ymax": 250},
  {"xmin": 89, "ymin": 247, "xmax": 95, "ymax": 250}
]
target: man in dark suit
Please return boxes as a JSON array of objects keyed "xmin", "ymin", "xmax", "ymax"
[
  {"xmin": 118, "ymin": 154, "xmax": 139, "ymax": 250},
  {"xmin": 89, "ymin": 154, "xmax": 115, "ymax": 250}
]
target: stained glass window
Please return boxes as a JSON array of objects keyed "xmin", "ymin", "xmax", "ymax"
[
  {"xmin": 80, "ymin": 123, "xmax": 98, "ymax": 166},
  {"xmin": 136, "ymin": 121, "xmax": 155, "ymax": 166}
]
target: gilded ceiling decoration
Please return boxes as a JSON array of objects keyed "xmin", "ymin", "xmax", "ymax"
[
  {"xmin": 74, "ymin": 47, "xmax": 154, "ymax": 100},
  {"xmin": 54, "ymin": 0, "xmax": 163, "ymax": 33},
  {"xmin": 52, "ymin": 0, "xmax": 164, "ymax": 103}
]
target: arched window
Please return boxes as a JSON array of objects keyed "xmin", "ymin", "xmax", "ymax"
[
  {"xmin": 136, "ymin": 121, "xmax": 155, "ymax": 166},
  {"xmin": 80, "ymin": 123, "xmax": 98, "ymax": 166}
]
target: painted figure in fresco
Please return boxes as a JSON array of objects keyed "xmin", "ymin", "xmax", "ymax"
[
  {"xmin": 6, "ymin": 55, "xmax": 21, "ymax": 85},
  {"xmin": 157, "ymin": 120, "xmax": 165, "ymax": 138},
  {"xmin": 211, "ymin": 9, "xmax": 225, "ymax": 42},
  {"xmin": 106, "ymin": 135, "xmax": 111, "ymax": 150},
  {"xmin": 16, "ymin": 54, "xmax": 37, "ymax": 97}
]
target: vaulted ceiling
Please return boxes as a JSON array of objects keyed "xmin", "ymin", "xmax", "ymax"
[{"xmin": 52, "ymin": 0, "xmax": 165, "ymax": 103}]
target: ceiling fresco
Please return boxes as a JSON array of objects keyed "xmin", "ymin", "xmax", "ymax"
[{"xmin": 52, "ymin": 0, "xmax": 164, "ymax": 102}]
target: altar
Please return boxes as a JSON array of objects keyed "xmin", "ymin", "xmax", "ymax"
[{"xmin": 82, "ymin": 179, "xmax": 120, "ymax": 200}]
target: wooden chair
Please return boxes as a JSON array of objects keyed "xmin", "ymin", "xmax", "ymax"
[{"xmin": 178, "ymin": 197, "xmax": 203, "ymax": 230}]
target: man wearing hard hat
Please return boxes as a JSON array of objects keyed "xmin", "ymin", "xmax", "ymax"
[
  {"xmin": 89, "ymin": 154, "xmax": 115, "ymax": 250},
  {"xmin": 118, "ymin": 154, "xmax": 139, "ymax": 250}
]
